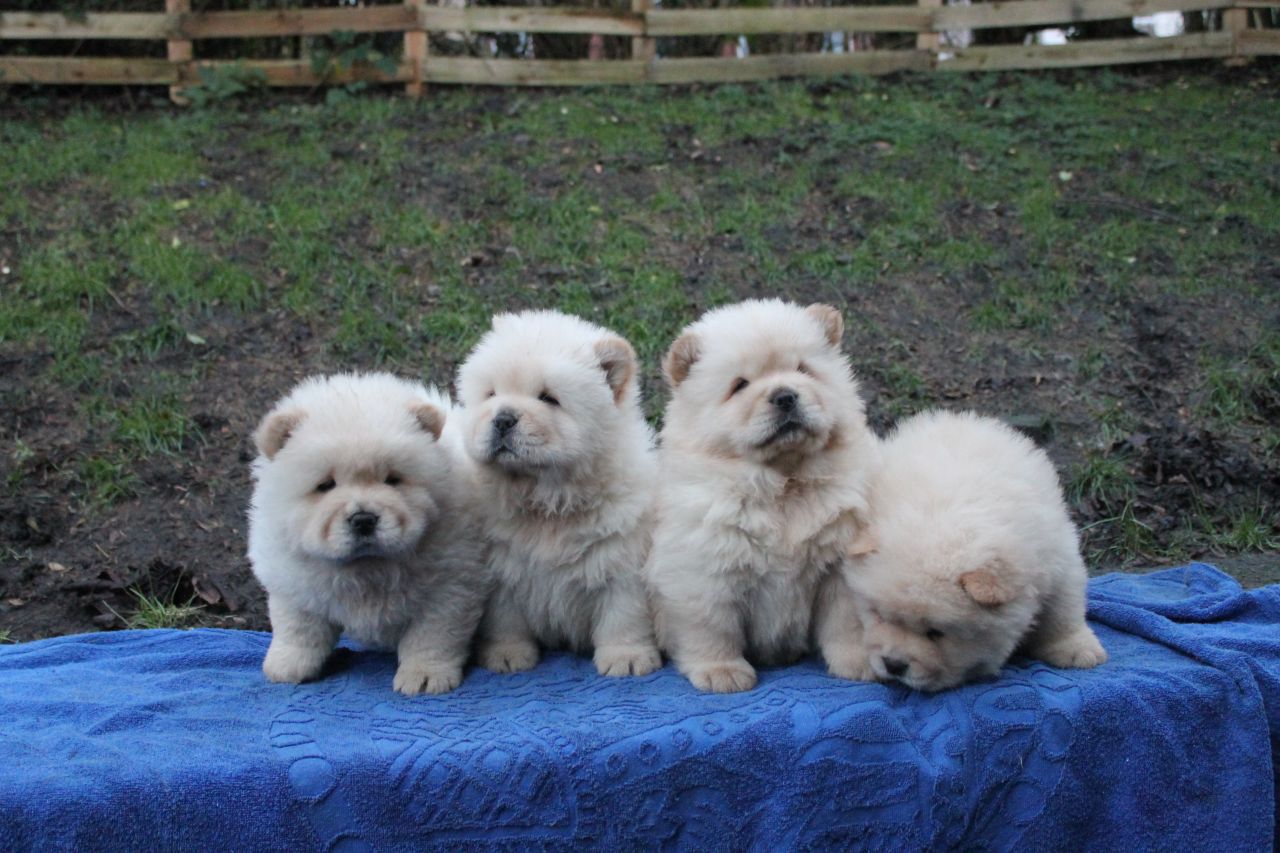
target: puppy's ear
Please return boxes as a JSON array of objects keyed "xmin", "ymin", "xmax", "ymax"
[
  {"xmin": 410, "ymin": 402, "xmax": 445, "ymax": 441},
  {"xmin": 254, "ymin": 409, "xmax": 304, "ymax": 460},
  {"xmin": 594, "ymin": 335, "xmax": 636, "ymax": 404},
  {"xmin": 663, "ymin": 331, "xmax": 700, "ymax": 388},
  {"xmin": 958, "ymin": 564, "xmax": 1013, "ymax": 607},
  {"xmin": 805, "ymin": 303, "xmax": 844, "ymax": 348},
  {"xmin": 847, "ymin": 528, "xmax": 877, "ymax": 558}
]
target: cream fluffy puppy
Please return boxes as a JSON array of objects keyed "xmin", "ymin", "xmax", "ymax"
[
  {"xmin": 648, "ymin": 299, "xmax": 877, "ymax": 693},
  {"xmin": 248, "ymin": 373, "xmax": 489, "ymax": 695},
  {"xmin": 816, "ymin": 409, "xmax": 1108, "ymax": 692},
  {"xmin": 456, "ymin": 310, "xmax": 660, "ymax": 677}
]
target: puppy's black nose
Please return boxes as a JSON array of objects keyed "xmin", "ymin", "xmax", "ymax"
[
  {"xmin": 883, "ymin": 657, "xmax": 908, "ymax": 678},
  {"xmin": 349, "ymin": 511, "xmax": 379, "ymax": 537},
  {"xmin": 492, "ymin": 410, "xmax": 520, "ymax": 436},
  {"xmin": 770, "ymin": 388, "xmax": 798, "ymax": 412}
]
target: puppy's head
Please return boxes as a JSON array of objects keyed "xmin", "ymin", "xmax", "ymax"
[
  {"xmin": 662, "ymin": 300, "xmax": 865, "ymax": 467},
  {"xmin": 252, "ymin": 373, "xmax": 452, "ymax": 564},
  {"xmin": 456, "ymin": 310, "xmax": 638, "ymax": 476},
  {"xmin": 844, "ymin": 533, "xmax": 1034, "ymax": 692}
]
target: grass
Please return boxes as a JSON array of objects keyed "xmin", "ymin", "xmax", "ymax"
[
  {"xmin": 107, "ymin": 587, "xmax": 205, "ymax": 630},
  {"xmin": 1220, "ymin": 508, "xmax": 1280, "ymax": 553},
  {"xmin": 0, "ymin": 70, "xmax": 1277, "ymax": 579},
  {"xmin": 1067, "ymin": 452, "xmax": 1136, "ymax": 509}
]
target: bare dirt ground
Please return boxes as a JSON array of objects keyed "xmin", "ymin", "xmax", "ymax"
[{"xmin": 2, "ymin": 66, "xmax": 1277, "ymax": 642}]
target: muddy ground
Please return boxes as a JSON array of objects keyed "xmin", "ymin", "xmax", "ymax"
[{"xmin": 1, "ymin": 67, "xmax": 1277, "ymax": 642}]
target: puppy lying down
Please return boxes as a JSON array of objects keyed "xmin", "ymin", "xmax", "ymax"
[
  {"xmin": 817, "ymin": 409, "xmax": 1108, "ymax": 692},
  {"xmin": 247, "ymin": 373, "xmax": 489, "ymax": 695}
]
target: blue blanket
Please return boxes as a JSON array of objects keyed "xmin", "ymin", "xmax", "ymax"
[{"xmin": 1, "ymin": 564, "xmax": 1277, "ymax": 851}]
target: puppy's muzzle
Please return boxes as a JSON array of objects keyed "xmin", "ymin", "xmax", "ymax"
[
  {"xmin": 882, "ymin": 656, "xmax": 909, "ymax": 679},
  {"xmin": 770, "ymin": 388, "xmax": 798, "ymax": 413},
  {"xmin": 349, "ymin": 511, "xmax": 379, "ymax": 538},
  {"xmin": 489, "ymin": 408, "xmax": 520, "ymax": 457},
  {"xmin": 760, "ymin": 386, "xmax": 809, "ymax": 446}
]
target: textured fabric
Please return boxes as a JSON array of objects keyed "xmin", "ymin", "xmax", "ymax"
[{"xmin": 1, "ymin": 564, "xmax": 1277, "ymax": 852}]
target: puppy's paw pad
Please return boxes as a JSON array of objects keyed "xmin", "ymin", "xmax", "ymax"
[
  {"xmin": 262, "ymin": 645, "xmax": 327, "ymax": 684},
  {"xmin": 1040, "ymin": 631, "xmax": 1108, "ymax": 669},
  {"xmin": 825, "ymin": 646, "xmax": 877, "ymax": 682},
  {"xmin": 594, "ymin": 645, "xmax": 662, "ymax": 677},
  {"xmin": 479, "ymin": 642, "xmax": 540, "ymax": 673},
  {"xmin": 394, "ymin": 664, "xmax": 463, "ymax": 696},
  {"xmin": 688, "ymin": 660, "xmax": 757, "ymax": 693}
]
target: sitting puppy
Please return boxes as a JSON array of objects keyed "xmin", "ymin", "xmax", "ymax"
[
  {"xmin": 247, "ymin": 373, "xmax": 489, "ymax": 695},
  {"xmin": 817, "ymin": 409, "xmax": 1108, "ymax": 692},
  {"xmin": 648, "ymin": 299, "xmax": 877, "ymax": 693},
  {"xmin": 456, "ymin": 310, "xmax": 660, "ymax": 677}
]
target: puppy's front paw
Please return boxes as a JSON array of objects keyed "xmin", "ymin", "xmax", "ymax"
[
  {"xmin": 824, "ymin": 643, "xmax": 877, "ymax": 682},
  {"xmin": 394, "ymin": 661, "xmax": 463, "ymax": 696},
  {"xmin": 479, "ymin": 640, "xmax": 540, "ymax": 673},
  {"xmin": 1037, "ymin": 628, "xmax": 1108, "ymax": 669},
  {"xmin": 686, "ymin": 659, "xmax": 757, "ymax": 693},
  {"xmin": 594, "ymin": 644, "xmax": 662, "ymax": 677},
  {"xmin": 263, "ymin": 642, "xmax": 329, "ymax": 684}
]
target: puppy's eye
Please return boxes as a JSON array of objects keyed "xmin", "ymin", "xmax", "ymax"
[
  {"xmin": 926, "ymin": 628, "xmax": 945, "ymax": 641},
  {"xmin": 316, "ymin": 478, "xmax": 336, "ymax": 493},
  {"xmin": 385, "ymin": 473, "xmax": 402, "ymax": 487},
  {"xmin": 797, "ymin": 362, "xmax": 811, "ymax": 376},
  {"xmin": 486, "ymin": 390, "xmax": 495, "ymax": 399},
  {"xmin": 729, "ymin": 377, "xmax": 749, "ymax": 396},
  {"xmin": 538, "ymin": 391, "xmax": 560, "ymax": 407}
]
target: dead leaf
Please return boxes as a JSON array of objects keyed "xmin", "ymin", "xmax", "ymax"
[{"xmin": 47, "ymin": 562, "xmax": 69, "ymax": 573}]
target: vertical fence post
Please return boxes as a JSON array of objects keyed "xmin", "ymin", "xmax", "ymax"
[
  {"xmin": 1223, "ymin": 6, "xmax": 1250, "ymax": 65},
  {"xmin": 165, "ymin": 0, "xmax": 192, "ymax": 105},
  {"xmin": 631, "ymin": 0, "xmax": 656, "ymax": 68},
  {"xmin": 916, "ymin": 0, "xmax": 940, "ymax": 64},
  {"xmin": 405, "ymin": 0, "xmax": 428, "ymax": 98}
]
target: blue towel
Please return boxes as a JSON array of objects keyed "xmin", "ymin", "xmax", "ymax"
[{"xmin": 1, "ymin": 563, "xmax": 1277, "ymax": 851}]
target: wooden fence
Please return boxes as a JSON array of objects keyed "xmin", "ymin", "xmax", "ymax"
[{"xmin": 1, "ymin": 0, "xmax": 1277, "ymax": 94}]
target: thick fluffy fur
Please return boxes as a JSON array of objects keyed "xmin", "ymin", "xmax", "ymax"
[
  {"xmin": 648, "ymin": 299, "xmax": 877, "ymax": 693},
  {"xmin": 247, "ymin": 373, "xmax": 489, "ymax": 695},
  {"xmin": 456, "ymin": 310, "xmax": 660, "ymax": 677},
  {"xmin": 816, "ymin": 410, "xmax": 1107, "ymax": 692}
]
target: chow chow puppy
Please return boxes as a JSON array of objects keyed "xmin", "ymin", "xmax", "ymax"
[
  {"xmin": 817, "ymin": 409, "xmax": 1107, "ymax": 692},
  {"xmin": 647, "ymin": 299, "xmax": 877, "ymax": 693},
  {"xmin": 456, "ymin": 310, "xmax": 660, "ymax": 677},
  {"xmin": 247, "ymin": 373, "xmax": 489, "ymax": 695}
]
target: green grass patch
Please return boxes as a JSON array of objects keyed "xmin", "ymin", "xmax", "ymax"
[
  {"xmin": 108, "ymin": 587, "xmax": 205, "ymax": 630},
  {"xmin": 1067, "ymin": 451, "xmax": 1136, "ymax": 509}
]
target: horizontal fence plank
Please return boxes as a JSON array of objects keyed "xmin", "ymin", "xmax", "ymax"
[
  {"xmin": 935, "ymin": 0, "xmax": 1226, "ymax": 29},
  {"xmin": 421, "ymin": 7, "xmax": 643, "ymax": 36},
  {"xmin": 1237, "ymin": 29, "xmax": 1280, "ymax": 54},
  {"xmin": 0, "ymin": 57, "xmax": 414, "ymax": 86},
  {"xmin": 182, "ymin": 6, "xmax": 415, "ymax": 38},
  {"xmin": 0, "ymin": 12, "xmax": 174, "ymax": 39},
  {"xmin": 0, "ymin": 56, "xmax": 177, "ymax": 83},
  {"xmin": 647, "ymin": 7, "xmax": 929, "ymax": 35},
  {"xmin": 940, "ymin": 31, "xmax": 1234, "ymax": 70},
  {"xmin": 0, "ymin": 2, "xmax": 1253, "ymax": 42},
  {"xmin": 651, "ymin": 49, "xmax": 931, "ymax": 81},
  {"xmin": 210, "ymin": 59, "xmax": 412, "ymax": 85},
  {"xmin": 421, "ymin": 57, "xmax": 646, "ymax": 85}
]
